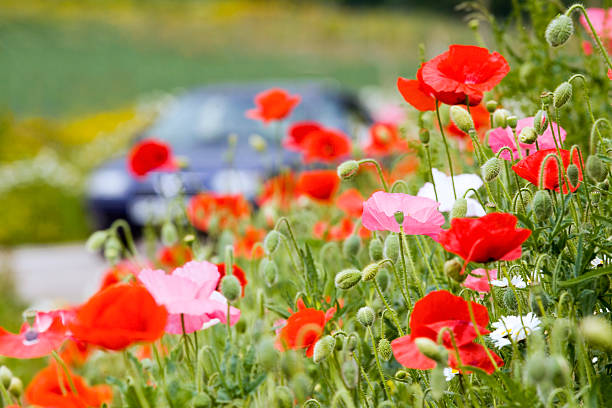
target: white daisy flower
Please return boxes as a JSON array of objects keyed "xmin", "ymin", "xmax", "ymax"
[
  {"xmin": 491, "ymin": 275, "xmax": 527, "ymax": 289},
  {"xmin": 443, "ymin": 367, "xmax": 458, "ymax": 381},
  {"xmin": 591, "ymin": 256, "xmax": 607, "ymax": 268},
  {"xmin": 417, "ymin": 168, "xmax": 485, "ymax": 217},
  {"xmin": 489, "ymin": 313, "xmax": 542, "ymax": 348}
]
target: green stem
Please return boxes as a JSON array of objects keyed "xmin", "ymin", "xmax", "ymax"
[
  {"xmin": 435, "ymin": 100, "xmax": 457, "ymax": 199},
  {"xmin": 358, "ymin": 159, "xmax": 389, "ymax": 192},
  {"xmin": 567, "ymin": 4, "xmax": 612, "ymax": 70},
  {"xmin": 372, "ymin": 279, "xmax": 405, "ymax": 336},
  {"xmin": 368, "ymin": 326, "xmax": 391, "ymax": 400},
  {"xmin": 51, "ymin": 350, "xmax": 78, "ymax": 396}
]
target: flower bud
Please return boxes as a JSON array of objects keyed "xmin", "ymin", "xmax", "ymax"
[
  {"xmin": 378, "ymin": 338, "xmax": 392, "ymax": 361},
  {"xmin": 507, "ymin": 115, "xmax": 518, "ymax": 129},
  {"xmin": 220, "ymin": 275, "xmax": 241, "ymax": 303},
  {"xmin": 383, "ymin": 234, "xmax": 400, "ymax": 263},
  {"xmin": 193, "ymin": 392, "xmax": 212, "ymax": 408},
  {"xmin": 502, "ymin": 288, "xmax": 518, "ymax": 312},
  {"xmin": 313, "ymin": 335, "xmax": 336, "ymax": 363},
  {"xmin": 337, "ymin": 160, "xmax": 359, "ymax": 180},
  {"xmin": 513, "ymin": 190, "xmax": 531, "ymax": 213},
  {"xmin": 394, "ymin": 211, "xmax": 405, "ymax": 225},
  {"xmin": 450, "ymin": 198, "xmax": 467, "ymax": 219},
  {"xmin": 525, "ymin": 352, "xmax": 548, "ymax": 384},
  {"xmin": 258, "ymin": 338, "xmax": 280, "ymax": 370},
  {"xmin": 335, "ymin": 268, "xmax": 362, "ymax": 289},
  {"xmin": 534, "ymin": 110, "xmax": 548, "ymax": 135},
  {"xmin": 361, "ymin": 263, "xmax": 380, "ymax": 282},
  {"xmin": 346, "ymin": 334, "xmax": 358, "ymax": 352},
  {"xmin": 377, "ymin": 268, "xmax": 390, "ymax": 291},
  {"xmin": 368, "ymin": 239, "xmax": 383, "ymax": 261},
  {"xmin": 415, "ymin": 337, "xmax": 447, "ymax": 363},
  {"xmin": 85, "ymin": 230, "xmax": 108, "ymax": 252},
  {"xmin": 485, "ymin": 100, "xmax": 498, "ymax": 113},
  {"xmin": 341, "ymin": 359, "xmax": 359, "ymax": 389},
  {"xmin": 104, "ymin": 236, "xmax": 122, "ymax": 264},
  {"xmin": 533, "ymin": 190, "xmax": 553, "ymax": 221},
  {"xmin": 586, "ymin": 155, "xmax": 607, "ymax": 182},
  {"xmin": 342, "ymin": 234, "xmax": 361, "ymax": 258},
  {"xmin": 566, "ymin": 164, "xmax": 580, "ymax": 187},
  {"xmin": 580, "ymin": 316, "xmax": 612, "ymax": 351},
  {"xmin": 395, "ymin": 370, "xmax": 408, "ymax": 380},
  {"xmin": 419, "ymin": 129, "xmax": 430, "ymax": 144},
  {"xmin": 264, "ymin": 230, "xmax": 281, "ymax": 255},
  {"xmin": 0, "ymin": 366, "xmax": 12, "ymax": 388},
  {"xmin": 519, "ymin": 126, "xmax": 538, "ymax": 144},
  {"xmin": 303, "ymin": 399, "xmax": 322, "ymax": 408},
  {"xmin": 553, "ymin": 82, "xmax": 573, "ymax": 108},
  {"xmin": 548, "ymin": 355, "xmax": 570, "ymax": 387},
  {"xmin": 263, "ymin": 259, "xmax": 279, "ymax": 287},
  {"xmin": 8, "ymin": 377, "xmax": 22, "ymax": 398},
  {"xmin": 450, "ymin": 106, "xmax": 474, "ymax": 133},
  {"xmin": 274, "ymin": 386, "xmax": 294, "ymax": 408},
  {"xmin": 482, "ymin": 157, "xmax": 501, "ymax": 182},
  {"xmin": 357, "ymin": 306, "xmax": 375, "ymax": 327},
  {"xmin": 545, "ymin": 14, "xmax": 574, "ymax": 47},
  {"xmin": 493, "ymin": 108, "xmax": 509, "ymax": 128},
  {"xmin": 161, "ymin": 221, "xmax": 178, "ymax": 246},
  {"xmin": 444, "ymin": 259, "xmax": 465, "ymax": 283}
]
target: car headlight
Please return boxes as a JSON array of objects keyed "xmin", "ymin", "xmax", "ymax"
[
  {"xmin": 210, "ymin": 169, "xmax": 261, "ymax": 199},
  {"xmin": 87, "ymin": 169, "xmax": 131, "ymax": 199}
]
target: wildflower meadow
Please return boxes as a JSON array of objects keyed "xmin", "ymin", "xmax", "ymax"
[{"xmin": 1, "ymin": 2, "xmax": 612, "ymax": 407}]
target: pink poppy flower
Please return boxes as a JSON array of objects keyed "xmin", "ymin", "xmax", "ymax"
[
  {"xmin": 138, "ymin": 261, "xmax": 240, "ymax": 334},
  {"xmin": 0, "ymin": 310, "xmax": 73, "ymax": 359},
  {"xmin": 580, "ymin": 8, "xmax": 612, "ymax": 51},
  {"xmin": 488, "ymin": 117, "xmax": 566, "ymax": 160},
  {"xmin": 463, "ymin": 269, "xmax": 498, "ymax": 293},
  {"xmin": 362, "ymin": 191, "xmax": 444, "ymax": 238}
]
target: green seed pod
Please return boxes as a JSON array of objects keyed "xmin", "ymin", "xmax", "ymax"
[
  {"xmin": 534, "ymin": 110, "xmax": 548, "ymax": 135},
  {"xmin": 450, "ymin": 106, "xmax": 474, "ymax": 133},
  {"xmin": 580, "ymin": 316, "xmax": 612, "ymax": 351},
  {"xmin": 591, "ymin": 190, "xmax": 601, "ymax": 206},
  {"xmin": 450, "ymin": 198, "xmax": 467, "ymax": 219},
  {"xmin": 337, "ymin": 160, "xmax": 359, "ymax": 180},
  {"xmin": 414, "ymin": 337, "xmax": 447, "ymax": 364},
  {"xmin": 220, "ymin": 275, "xmax": 241, "ymax": 302},
  {"xmin": 343, "ymin": 234, "xmax": 361, "ymax": 258},
  {"xmin": 85, "ymin": 230, "xmax": 108, "ymax": 252},
  {"xmin": 103, "ymin": 236, "xmax": 122, "ymax": 264},
  {"xmin": 378, "ymin": 338, "xmax": 392, "ymax": 361},
  {"xmin": 419, "ymin": 129, "xmax": 430, "ymax": 144},
  {"xmin": 377, "ymin": 267, "xmax": 390, "ymax": 292},
  {"xmin": 502, "ymin": 288, "xmax": 518, "ymax": 312},
  {"xmin": 485, "ymin": 100, "xmax": 498, "ymax": 113},
  {"xmin": 383, "ymin": 234, "xmax": 400, "ymax": 263},
  {"xmin": 586, "ymin": 155, "xmax": 607, "ymax": 182},
  {"xmin": 519, "ymin": 126, "xmax": 538, "ymax": 144},
  {"xmin": 485, "ymin": 201, "xmax": 497, "ymax": 213},
  {"xmin": 193, "ymin": 392, "xmax": 212, "ymax": 408},
  {"xmin": 369, "ymin": 239, "xmax": 384, "ymax": 262},
  {"xmin": 553, "ymin": 82, "xmax": 573, "ymax": 108},
  {"xmin": 264, "ymin": 230, "xmax": 281, "ymax": 255},
  {"xmin": 357, "ymin": 306, "xmax": 375, "ymax": 327},
  {"xmin": 263, "ymin": 259, "xmax": 279, "ymax": 287},
  {"xmin": 341, "ymin": 359, "xmax": 359, "ymax": 389},
  {"xmin": 444, "ymin": 259, "xmax": 464, "ymax": 283},
  {"xmin": 0, "ymin": 366, "xmax": 12, "ymax": 388},
  {"xmin": 493, "ymin": 108, "xmax": 509, "ymax": 128},
  {"xmin": 545, "ymin": 14, "xmax": 574, "ymax": 47},
  {"xmin": 335, "ymin": 268, "xmax": 362, "ymax": 289},
  {"xmin": 313, "ymin": 335, "xmax": 336, "ymax": 364},
  {"xmin": 507, "ymin": 115, "xmax": 518, "ymax": 129},
  {"xmin": 361, "ymin": 263, "xmax": 380, "ymax": 282},
  {"xmin": 533, "ymin": 190, "xmax": 553, "ymax": 221},
  {"xmin": 395, "ymin": 370, "xmax": 408, "ymax": 380},
  {"xmin": 430, "ymin": 364, "xmax": 446, "ymax": 401},
  {"xmin": 303, "ymin": 399, "xmax": 322, "ymax": 408},
  {"xmin": 393, "ymin": 211, "xmax": 405, "ymax": 225},
  {"xmin": 274, "ymin": 385, "xmax": 294, "ymax": 408},
  {"xmin": 566, "ymin": 164, "xmax": 580, "ymax": 187},
  {"xmin": 482, "ymin": 157, "xmax": 502, "ymax": 182},
  {"xmin": 525, "ymin": 352, "xmax": 548, "ymax": 384},
  {"xmin": 8, "ymin": 377, "xmax": 22, "ymax": 398}
]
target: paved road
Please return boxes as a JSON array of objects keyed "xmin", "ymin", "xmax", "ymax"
[{"xmin": 1, "ymin": 243, "xmax": 108, "ymax": 307}]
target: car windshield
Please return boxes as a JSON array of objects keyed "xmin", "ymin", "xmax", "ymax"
[{"xmin": 147, "ymin": 89, "xmax": 350, "ymax": 149}]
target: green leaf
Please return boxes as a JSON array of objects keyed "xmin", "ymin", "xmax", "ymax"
[{"xmin": 558, "ymin": 265, "xmax": 612, "ymax": 287}]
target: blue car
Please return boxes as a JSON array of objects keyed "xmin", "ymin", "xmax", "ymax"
[{"xmin": 86, "ymin": 82, "xmax": 370, "ymax": 229}]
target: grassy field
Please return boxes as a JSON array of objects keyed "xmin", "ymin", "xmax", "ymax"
[{"xmin": 0, "ymin": 0, "xmax": 472, "ymax": 118}]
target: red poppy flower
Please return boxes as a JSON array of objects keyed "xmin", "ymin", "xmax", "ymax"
[
  {"xmin": 301, "ymin": 128, "xmax": 352, "ymax": 164},
  {"xmin": 69, "ymin": 284, "xmax": 168, "ymax": 351},
  {"xmin": 99, "ymin": 260, "xmax": 143, "ymax": 290},
  {"xmin": 284, "ymin": 121, "xmax": 324, "ymax": 151},
  {"xmin": 216, "ymin": 263, "xmax": 248, "ymax": 297},
  {"xmin": 275, "ymin": 307, "xmax": 326, "ymax": 358},
  {"xmin": 420, "ymin": 45, "xmax": 509, "ymax": 106},
  {"xmin": 363, "ymin": 122, "xmax": 408, "ymax": 156},
  {"xmin": 437, "ymin": 213, "xmax": 531, "ymax": 264},
  {"xmin": 296, "ymin": 170, "xmax": 339, "ymax": 203},
  {"xmin": 158, "ymin": 244, "xmax": 194, "ymax": 269},
  {"xmin": 445, "ymin": 104, "xmax": 490, "ymax": 140},
  {"xmin": 187, "ymin": 193, "xmax": 251, "ymax": 232},
  {"xmin": 59, "ymin": 339, "xmax": 92, "ymax": 367},
  {"xmin": 336, "ymin": 188, "xmax": 364, "ymax": 218},
  {"xmin": 397, "ymin": 65, "xmax": 437, "ymax": 111},
  {"xmin": 234, "ymin": 225, "xmax": 266, "ymax": 259},
  {"xmin": 25, "ymin": 364, "xmax": 112, "ymax": 408},
  {"xmin": 0, "ymin": 311, "xmax": 70, "ymax": 359},
  {"xmin": 246, "ymin": 88, "xmax": 301, "ymax": 123},
  {"xmin": 392, "ymin": 290, "xmax": 503, "ymax": 374},
  {"xmin": 512, "ymin": 148, "xmax": 583, "ymax": 193},
  {"xmin": 127, "ymin": 139, "xmax": 177, "ymax": 179},
  {"xmin": 257, "ymin": 171, "xmax": 298, "ymax": 210}
]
